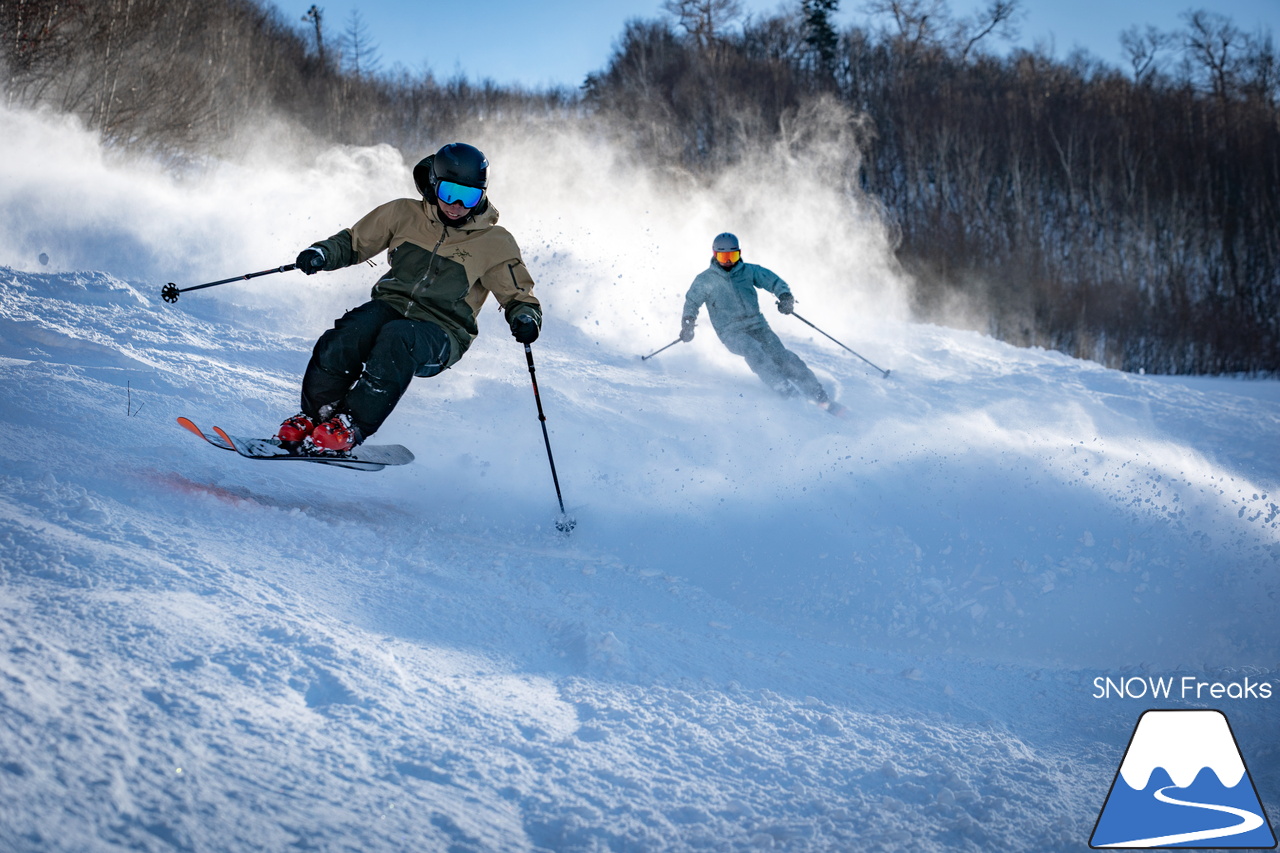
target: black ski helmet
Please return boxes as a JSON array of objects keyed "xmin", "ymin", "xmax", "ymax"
[
  {"xmin": 712, "ymin": 232, "xmax": 739, "ymax": 253},
  {"xmin": 414, "ymin": 142, "xmax": 488, "ymax": 203}
]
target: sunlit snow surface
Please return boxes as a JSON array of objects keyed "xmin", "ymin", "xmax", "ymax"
[{"xmin": 0, "ymin": 105, "xmax": 1277, "ymax": 851}]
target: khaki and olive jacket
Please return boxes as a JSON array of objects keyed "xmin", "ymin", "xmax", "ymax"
[{"xmin": 310, "ymin": 197, "xmax": 541, "ymax": 367}]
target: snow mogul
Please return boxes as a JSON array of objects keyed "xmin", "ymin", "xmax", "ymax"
[
  {"xmin": 680, "ymin": 232, "xmax": 845, "ymax": 415},
  {"xmin": 278, "ymin": 142, "xmax": 542, "ymax": 454}
]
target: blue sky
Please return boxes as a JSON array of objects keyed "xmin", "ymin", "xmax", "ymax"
[{"xmin": 285, "ymin": 0, "xmax": 1280, "ymax": 89}]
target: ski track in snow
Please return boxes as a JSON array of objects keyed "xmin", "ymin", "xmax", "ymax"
[{"xmin": 0, "ymin": 265, "xmax": 1278, "ymax": 846}]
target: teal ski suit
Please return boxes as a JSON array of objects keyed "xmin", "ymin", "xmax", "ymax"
[{"xmin": 682, "ymin": 259, "xmax": 828, "ymax": 403}]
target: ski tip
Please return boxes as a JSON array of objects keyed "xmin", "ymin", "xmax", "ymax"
[
  {"xmin": 177, "ymin": 416, "xmax": 235, "ymax": 450},
  {"xmin": 176, "ymin": 416, "xmax": 203, "ymax": 437},
  {"xmin": 210, "ymin": 425, "xmax": 237, "ymax": 449}
]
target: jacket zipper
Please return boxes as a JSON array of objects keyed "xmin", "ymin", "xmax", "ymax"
[
  {"xmin": 425, "ymin": 226, "xmax": 448, "ymax": 281},
  {"xmin": 409, "ymin": 226, "xmax": 448, "ymax": 301}
]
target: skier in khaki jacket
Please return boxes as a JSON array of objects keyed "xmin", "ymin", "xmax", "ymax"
[
  {"xmin": 681, "ymin": 232, "xmax": 846, "ymax": 416},
  {"xmin": 277, "ymin": 142, "xmax": 542, "ymax": 454}
]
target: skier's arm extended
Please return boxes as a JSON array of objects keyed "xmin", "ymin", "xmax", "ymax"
[
  {"xmin": 679, "ymin": 276, "xmax": 712, "ymax": 341},
  {"xmin": 682, "ymin": 275, "xmax": 709, "ymax": 324},
  {"xmin": 302, "ymin": 200, "xmax": 405, "ymax": 272},
  {"xmin": 753, "ymin": 265, "xmax": 792, "ymax": 299}
]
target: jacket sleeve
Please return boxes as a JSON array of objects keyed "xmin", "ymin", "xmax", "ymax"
[
  {"xmin": 753, "ymin": 265, "xmax": 791, "ymax": 297},
  {"xmin": 309, "ymin": 230, "xmax": 355, "ymax": 271},
  {"xmin": 682, "ymin": 276, "xmax": 708, "ymax": 321},
  {"xmin": 480, "ymin": 257, "xmax": 542, "ymax": 331},
  {"xmin": 310, "ymin": 200, "xmax": 404, "ymax": 271}
]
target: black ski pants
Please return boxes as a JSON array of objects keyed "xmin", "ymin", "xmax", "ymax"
[
  {"xmin": 717, "ymin": 323, "xmax": 827, "ymax": 403},
  {"xmin": 300, "ymin": 299, "xmax": 451, "ymax": 438}
]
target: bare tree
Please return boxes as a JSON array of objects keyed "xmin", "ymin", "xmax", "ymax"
[
  {"xmin": 1240, "ymin": 30, "xmax": 1278, "ymax": 106},
  {"xmin": 338, "ymin": 9, "xmax": 381, "ymax": 78},
  {"xmin": 1120, "ymin": 24, "xmax": 1175, "ymax": 83},
  {"xmin": 955, "ymin": 0, "xmax": 1020, "ymax": 61},
  {"xmin": 662, "ymin": 0, "xmax": 743, "ymax": 47},
  {"xmin": 862, "ymin": 0, "xmax": 948, "ymax": 60},
  {"xmin": 863, "ymin": 0, "xmax": 1018, "ymax": 62},
  {"xmin": 1182, "ymin": 9, "xmax": 1242, "ymax": 100}
]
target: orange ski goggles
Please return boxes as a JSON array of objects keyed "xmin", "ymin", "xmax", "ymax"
[{"xmin": 714, "ymin": 250, "xmax": 741, "ymax": 265}]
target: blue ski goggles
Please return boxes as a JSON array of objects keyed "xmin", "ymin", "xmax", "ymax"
[{"xmin": 435, "ymin": 179, "xmax": 484, "ymax": 209}]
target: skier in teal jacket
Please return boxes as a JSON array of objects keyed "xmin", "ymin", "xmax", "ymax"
[{"xmin": 681, "ymin": 232, "xmax": 844, "ymax": 413}]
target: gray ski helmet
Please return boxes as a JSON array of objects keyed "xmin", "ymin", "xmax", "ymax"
[
  {"xmin": 712, "ymin": 232, "xmax": 739, "ymax": 253},
  {"xmin": 413, "ymin": 142, "xmax": 489, "ymax": 201}
]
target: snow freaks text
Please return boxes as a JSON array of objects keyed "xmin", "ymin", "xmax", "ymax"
[{"xmin": 1093, "ymin": 676, "xmax": 1274, "ymax": 700}]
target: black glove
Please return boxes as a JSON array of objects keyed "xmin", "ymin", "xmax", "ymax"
[
  {"xmin": 680, "ymin": 317, "xmax": 696, "ymax": 342},
  {"xmin": 296, "ymin": 246, "xmax": 326, "ymax": 275},
  {"xmin": 777, "ymin": 292, "xmax": 795, "ymax": 314},
  {"xmin": 511, "ymin": 314, "xmax": 539, "ymax": 344}
]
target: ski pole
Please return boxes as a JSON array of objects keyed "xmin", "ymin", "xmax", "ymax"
[
  {"xmin": 523, "ymin": 343, "xmax": 576, "ymax": 533},
  {"xmin": 160, "ymin": 263, "xmax": 297, "ymax": 303},
  {"xmin": 640, "ymin": 338, "xmax": 683, "ymax": 360},
  {"xmin": 790, "ymin": 311, "xmax": 891, "ymax": 378}
]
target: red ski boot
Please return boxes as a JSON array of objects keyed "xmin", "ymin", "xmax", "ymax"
[
  {"xmin": 304, "ymin": 413, "xmax": 361, "ymax": 455},
  {"xmin": 276, "ymin": 413, "xmax": 315, "ymax": 447}
]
